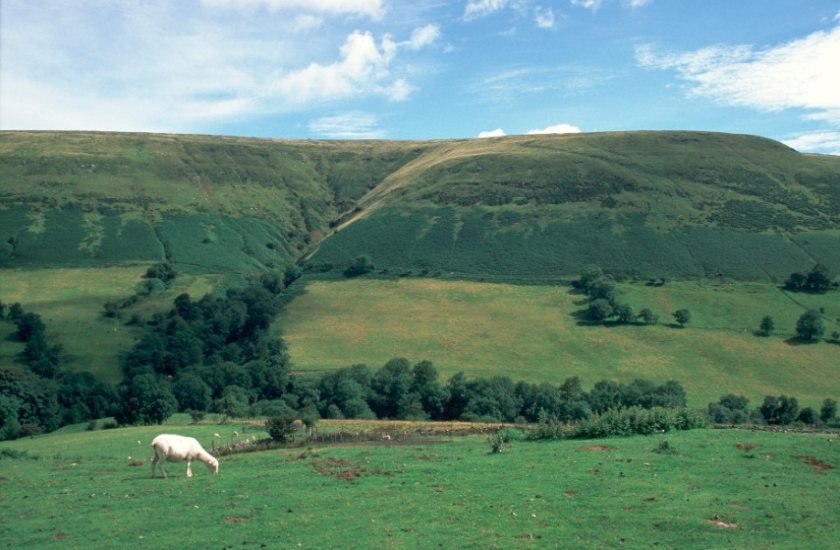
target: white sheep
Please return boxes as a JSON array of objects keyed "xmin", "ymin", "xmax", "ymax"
[{"xmin": 151, "ymin": 434, "xmax": 219, "ymax": 478}]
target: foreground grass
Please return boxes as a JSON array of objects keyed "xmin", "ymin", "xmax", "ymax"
[
  {"xmin": 277, "ymin": 278, "xmax": 840, "ymax": 408},
  {"xmin": 1, "ymin": 419, "xmax": 838, "ymax": 549}
]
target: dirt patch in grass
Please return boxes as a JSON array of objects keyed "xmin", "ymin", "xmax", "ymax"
[
  {"xmin": 735, "ymin": 443, "xmax": 760, "ymax": 452},
  {"xmin": 224, "ymin": 515, "xmax": 248, "ymax": 523},
  {"xmin": 797, "ymin": 455, "xmax": 833, "ymax": 472},
  {"xmin": 580, "ymin": 445, "xmax": 614, "ymax": 451},
  {"xmin": 54, "ymin": 533, "xmax": 68, "ymax": 540},
  {"xmin": 308, "ymin": 457, "xmax": 391, "ymax": 482},
  {"xmin": 707, "ymin": 515, "xmax": 740, "ymax": 529}
]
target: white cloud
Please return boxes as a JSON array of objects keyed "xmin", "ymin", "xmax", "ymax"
[
  {"xmin": 273, "ymin": 29, "xmax": 429, "ymax": 104},
  {"xmin": 635, "ymin": 24, "xmax": 840, "ymax": 123},
  {"xmin": 782, "ymin": 131, "xmax": 840, "ymax": 155},
  {"xmin": 534, "ymin": 7, "xmax": 555, "ymax": 29},
  {"xmin": 470, "ymin": 66, "xmax": 612, "ymax": 104},
  {"xmin": 404, "ymin": 24, "xmax": 441, "ymax": 50},
  {"xmin": 478, "ymin": 128, "xmax": 507, "ymax": 138},
  {"xmin": 527, "ymin": 123, "xmax": 581, "ymax": 134},
  {"xmin": 308, "ymin": 111, "xmax": 385, "ymax": 139},
  {"xmin": 0, "ymin": 2, "xmax": 438, "ymax": 132},
  {"xmin": 464, "ymin": 0, "xmax": 510, "ymax": 20},
  {"xmin": 626, "ymin": 0, "xmax": 652, "ymax": 8},
  {"xmin": 570, "ymin": 0, "xmax": 603, "ymax": 11},
  {"xmin": 202, "ymin": 0, "xmax": 384, "ymax": 19},
  {"xmin": 290, "ymin": 14, "xmax": 323, "ymax": 33}
]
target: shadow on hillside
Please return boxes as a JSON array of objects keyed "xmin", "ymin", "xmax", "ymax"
[{"xmin": 783, "ymin": 337, "xmax": 820, "ymax": 346}]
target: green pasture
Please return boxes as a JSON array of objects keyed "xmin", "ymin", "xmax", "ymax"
[
  {"xmin": 277, "ymin": 279, "xmax": 840, "ymax": 408},
  {"xmin": 1, "ymin": 419, "xmax": 838, "ymax": 548},
  {"xmin": 0, "ymin": 267, "xmax": 220, "ymax": 383}
]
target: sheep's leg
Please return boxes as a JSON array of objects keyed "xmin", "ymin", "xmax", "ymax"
[
  {"xmin": 151, "ymin": 455, "xmax": 157, "ymax": 478},
  {"xmin": 159, "ymin": 460, "xmax": 167, "ymax": 478},
  {"xmin": 186, "ymin": 460, "xmax": 193, "ymax": 478}
]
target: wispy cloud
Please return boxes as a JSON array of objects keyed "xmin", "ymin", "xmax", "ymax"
[
  {"xmin": 464, "ymin": 0, "xmax": 511, "ymax": 20},
  {"xmin": 0, "ymin": 2, "xmax": 438, "ymax": 132},
  {"xmin": 308, "ymin": 111, "xmax": 385, "ymax": 139},
  {"xmin": 202, "ymin": 0, "xmax": 384, "ymax": 20},
  {"xmin": 527, "ymin": 123, "xmax": 581, "ymax": 134},
  {"xmin": 469, "ymin": 66, "xmax": 612, "ymax": 104},
  {"xmin": 783, "ymin": 131, "xmax": 840, "ymax": 156},
  {"xmin": 635, "ymin": 24, "xmax": 840, "ymax": 124},
  {"xmin": 570, "ymin": 0, "xmax": 603, "ymax": 12},
  {"xmin": 478, "ymin": 128, "xmax": 507, "ymax": 138},
  {"xmin": 534, "ymin": 6, "xmax": 555, "ymax": 29},
  {"xmin": 625, "ymin": 0, "xmax": 652, "ymax": 8}
]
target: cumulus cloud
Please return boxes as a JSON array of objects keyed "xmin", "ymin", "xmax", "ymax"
[
  {"xmin": 272, "ymin": 27, "xmax": 433, "ymax": 103},
  {"xmin": 464, "ymin": 0, "xmax": 510, "ymax": 20},
  {"xmin": 202, "ymin": 0, "xmax": 384, "ymax": 19},
  {"xmin": 308, "ymin": 111, "xmax": 385, "ymax": 139},
  {"xmin": 534, "ymin": 7, "xmax": 555, "ymax": 29},
  {"xmin": 478, "ymin": 128, "xmax": 507, "ymax": 138},
  {"xmin": 527, "ymin": 123, "xmax": 581, "ymax": 134},
  {"xmin": 635, "ymin": 24, "xmax": 840, "ymax": 124},
  {"xmin": 625, "ymin": 0, "xmax": 652, "ymax": 8}
]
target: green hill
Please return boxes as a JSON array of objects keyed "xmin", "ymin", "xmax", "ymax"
[
  {"xmin": 309, "ymin": 132, "xmax": 840, "ymax": 283},
  {"xmin": 1, "ymin": 130, "xmax": 839, "ymax": 397}
]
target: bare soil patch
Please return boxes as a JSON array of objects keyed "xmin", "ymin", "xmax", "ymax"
[
  {"xmin": 797, "ymin": 455, "xmax": 833, "ymax": 472},
  {"xmin": 224, "ymin": 515, "xmax": 248, "ymax": 523},
  {"xmin": 735, "ymin": 443, "xmax": 760, "ymax": 452},
  {"xmin": 580, "ymin": 445, "xmax": 614, "ymax": 452},
  {"xmin": 308, "ymin": 457, "xmax": 391, "ymax": 482},
  {"xmin": 707, "ymin": 515, "xmax": 740, "ymax": 529}
]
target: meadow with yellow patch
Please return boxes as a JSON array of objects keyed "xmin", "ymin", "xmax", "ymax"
[{"xmin": 278, "ymin": 278, "xmax": 840, "ymax": 408}]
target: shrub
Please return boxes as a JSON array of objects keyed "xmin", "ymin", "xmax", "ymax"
[
  {"xmin": 795, "ymin": 310, "xmax": 825, "ymax": 341},
  {"xmin": 672, "ymin": 309, "xmax": 691, "ymax": 327},
  {"xmin": 760, "ymin": 395, "xmax": 799, "ymax": 425},
  {"xmin": 265, "ymin": 411, "xmax": 302, "ymax": 443},
  {"xmin": 758, "ymin": 315, "xmax": 775, "ymax": 336},
  {"xmin": 820, "ymin": 398, "xmax": 837, "ymax": 424},
  {"xmin": 487, "ymin": 430, "xmax": 519, "ymax": 454},
  {"xmin": 652, "ymin": 439, "xmax": 677, "ymax": 455},
  {"xmin": 797, "ymin": 407, "xmax": 817, "ymax": 425},
  {"xmin": 344, "ymin": 255, "xmax": 375, "ymax": 278}
]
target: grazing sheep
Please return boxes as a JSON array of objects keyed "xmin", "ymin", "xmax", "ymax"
[{"xmin": 151, "ymin": 434, "xmax": 219, "ymax": 478}]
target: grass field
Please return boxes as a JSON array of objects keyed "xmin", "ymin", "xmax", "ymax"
[
  {"xmin": 1, "ymin": 418, "xmax": 838, "ymax": 548},
  {"xmin": 0, "ymin": 267, "xmax": 220, "ymax": 383},
  {"xmin": 277, "ymin": 278, "xmax": 840, "ymax": 409}
]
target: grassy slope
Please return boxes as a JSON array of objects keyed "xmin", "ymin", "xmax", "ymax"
[
  {"xmin": 2, "ymin": 130, "xmax": 839, "ymax": 394},
  {"xmin": 1, "ymin": 420, "xmax": 838, "ymax": 548},
  {"xmin": 0, "ymin": 267, "xmax": 221, "ymax": 383},
  {"xmin": 277, "ymin": 278, "xmax": 840, "ymax": 408}
]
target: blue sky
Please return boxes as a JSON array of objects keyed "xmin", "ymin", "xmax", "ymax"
[{"xmin": 2, "ymin": 0, "xmax": 839, "ymax": 153}]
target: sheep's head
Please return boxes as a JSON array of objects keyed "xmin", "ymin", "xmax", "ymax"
[{"xmin": 206, "ymin": 456, "xmax": 219, "ymax": 475}]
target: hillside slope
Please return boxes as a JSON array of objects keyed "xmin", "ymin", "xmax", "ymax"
[
  {"xmin": 310, "ymin": 132, "xmax": 840, "ymax": 282},
  {"xmin": 2, "ymin": 130, "xmax": 839, "ymax": 283}
]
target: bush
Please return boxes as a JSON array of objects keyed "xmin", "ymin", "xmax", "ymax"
[
  {"xmin": 265, "ymin": 411, "xmax": 302, "ymax": 443},
  {"xmin": 528, "ymin": 407, "xmax": 705, "ymax": 440},
  {"xmin": 652, "ymin": 439, "xmax": 677, "ymax": 455},
  {"xmin": 760, "ymin": 395, "xmax": 799, "ymax": 425},
  {"xmin": 487, "ymin": 429, "xmax": 520, "ymax": 454},
  {"xmin": 795, "ymin": 310, "xmax": 825, "ymax": 341}
]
